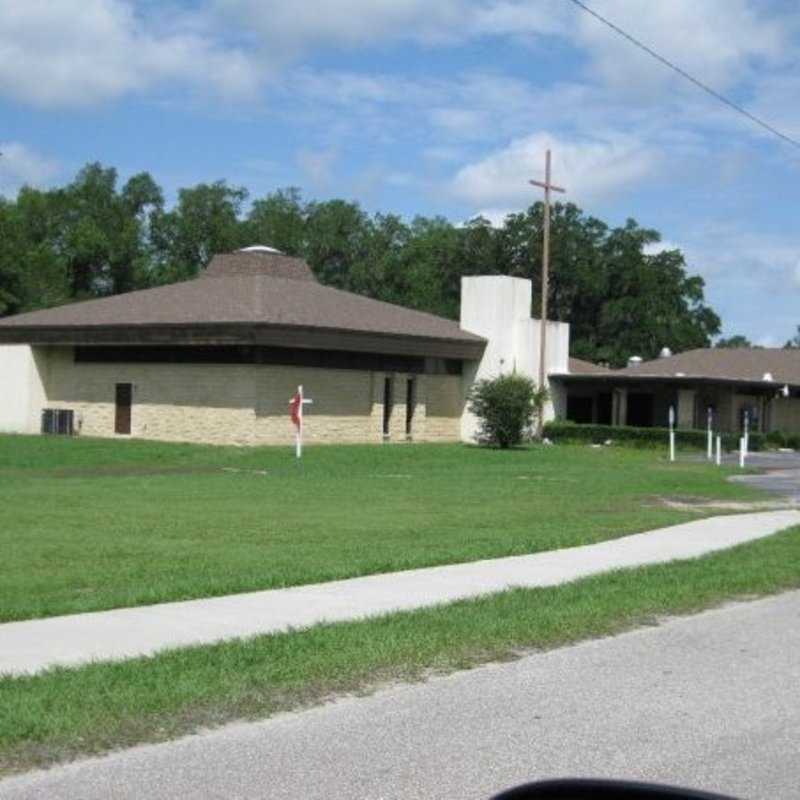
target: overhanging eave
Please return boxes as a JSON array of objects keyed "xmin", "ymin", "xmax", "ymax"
[{"xmin": 0, "ymin": 323, "xmax": 486, "ymax": 361}]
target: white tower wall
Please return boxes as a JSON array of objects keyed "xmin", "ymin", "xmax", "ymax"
[
  {"xmin": 459, "ymin": 276, "xmax": 570, "ymax": 441},
  {"xmin": 0, "ymin": 345, "xmax": 47, "ymax": 433}
]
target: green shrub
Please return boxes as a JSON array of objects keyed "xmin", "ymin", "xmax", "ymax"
[
  {"xmin": 766, "ymin": 430, "xmax": 786, "ymax": 448},
  {"xmin": 468, "ymin": 374, "xmax": 546, "ymax": 448},
  {"xmin": 766, "ymin": 430, "xmax": 800, "ymax": 450},
  {"xmin": 543, "ymin": 421, "xmax": 765, "ymax": 452}
]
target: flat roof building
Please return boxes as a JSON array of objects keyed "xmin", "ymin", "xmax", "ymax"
[{"xmin": 550, "ymin": 348, "xmax": 800, "ymax": 434}]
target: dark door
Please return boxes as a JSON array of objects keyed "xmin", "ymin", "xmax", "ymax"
[
  {"xmin": 566, "ymin": 396, "xmax": 593, "ymax": 424},
  {"xmin": 596, "ymin": 392, "xmax": 612, "ymax": 425},
  {"xmin": 627, "ymin": 393, "xmax": 654, "ymax": 427},
  {"xmin": 405, "ymin": 378, "xmax": 416, "ymax": 437},
  {"xmin": 115, "ymin": 383, "xmax": 132, "ymax": 434},
  {"xmin": 382, "ymin": 377, "xmax": 393, "ymax": 437}
]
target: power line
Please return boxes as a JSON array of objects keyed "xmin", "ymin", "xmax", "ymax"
[{"xmin": 566, "ymin": 0, "xmax": 800, "ymax": 151}]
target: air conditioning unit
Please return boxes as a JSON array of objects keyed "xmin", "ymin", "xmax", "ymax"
[{"xmin": 41, "ymin": 409, "xmax": 75, "ymax": 436}]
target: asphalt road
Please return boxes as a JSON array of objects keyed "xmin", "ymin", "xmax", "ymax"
[
  {"xmin": 3, "ymin": 591, "xmax": 800, "ymax": 800},
  {"xmin": 728, "ymin": 452, "xmax": 800, "ymax": 501}
]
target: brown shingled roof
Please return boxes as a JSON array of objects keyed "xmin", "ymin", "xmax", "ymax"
[
  {"xmin": 614, "ymin": 348, "xmax": 800, "ymax": 384},
  {"xmin": 554, "ymin": 347, "xmax": 800, "ymax": 388},
  {"xmin": 0, "ymin": 250, "xmax": 485, "ymax": 359},
  {"xmin": 567, "ymin": 356, "xmax": 610, "ymax": 375},
  {"xmin": 203, "ymin": 251, "xmax": 316, "ymax": 281}
]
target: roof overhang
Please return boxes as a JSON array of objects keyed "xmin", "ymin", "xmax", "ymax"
[
  {"xmin": 0, "ymin": 323, "xmax": 486, "ymax": 361},
  {"xmin": 549, "ymin": 372, "xmax": 800, "ymax": 394}
]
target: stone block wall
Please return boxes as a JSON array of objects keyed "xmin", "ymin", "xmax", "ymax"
[{"xmin": 41, "ymin": 347, "xmax": 463, "ymax": 446}]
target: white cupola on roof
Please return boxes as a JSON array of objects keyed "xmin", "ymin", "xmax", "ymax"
[{"xmin": 239, "ymin": 245, "xmax": 283, "ymax": 254}]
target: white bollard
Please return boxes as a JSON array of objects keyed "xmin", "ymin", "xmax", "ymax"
[
  {"xmin": 668, "ymin": 405, "xmax": 676, "ymax": 463},
  {"xmin": 739, "ymin": 437, "xmax": 745, "ymax": 469},
  {"xmin": 743, "ymin": 411, "xmax": 750, "ymax": 455},
  {"xmin": 706, "ymin": 408, "xmax": 713, "ymax": 461},
  {"xmin": 715, "ymin": 435, "xmax": 721, "ymax": 466}
]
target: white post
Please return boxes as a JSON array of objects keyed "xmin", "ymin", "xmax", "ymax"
[
  {"xmin": 743, "ymin": 409, "xmax": 750, "ymax": 455},
  {"xmin": 296, "ymin": 384, "xmax": 304, "ymax": 459},
  {"xmin": 715, "ymin": 435, "xmax": 722, "ymax": 466},
  {"xmin": 668, "ymin": 405, "xmax": 676, "ymax": 463},
  {"xmin": 739, "ymin": 437, "xmax": 745, "ymax": 469},
  {"xmin": 706, "ymin": 407, "xmax": 713, "ymax": 461}
]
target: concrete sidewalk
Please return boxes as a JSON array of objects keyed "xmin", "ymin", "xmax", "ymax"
[{"xmin": 2, "ymin": 509, "xmax": 799, "ymax": 678}]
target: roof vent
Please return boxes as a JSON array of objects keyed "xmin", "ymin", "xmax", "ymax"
[
  {"xmin": 659, "ymin": 347, "xmax": 672, "ymax": 359},
  {"xmin": 239, "ymin": 245, "xmax": 283, "ymax": 254},
  {"xmin": 763, "ymin": 372, "xmax": 774, "ymax": 382},
  {"xmin": 627, "ymin": 355, "xmax": 643, "ymax": 368}
]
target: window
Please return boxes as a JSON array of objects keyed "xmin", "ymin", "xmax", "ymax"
[{"xmin": 75, "ymin": 346, "xmax": 463, "ymax": 374}]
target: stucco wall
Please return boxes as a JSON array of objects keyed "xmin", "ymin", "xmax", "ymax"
[
  {"xmin": 41, "ymin": 348, "xmax": 461, "ymax": 445},
  {"xmin": 459, "ymin": 275, "xmax": 570, "ymax": 441},
  {"xmin": 0, "ymin": 345, "xmax": 47, "ymax": 433}
]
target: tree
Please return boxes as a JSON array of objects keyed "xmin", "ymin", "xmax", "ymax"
[
  {"xmin": 302, "ymin": 199, "xmax": 371, "ymax": 288},
  {"xmin": 492, "ymin": 204, "xmax": 720, "ymax": 366},
  {"xmin": 0, "ymin": 167, "xmax": 723, "ymax": 373},
  {"xmin": 150, "ymin": 181, "xmax": 248, "ymax": 282},
  {"xmin": 243, "ymin": 187, "xmax": 306, "ymax": 255},
  {"xmin": 716, "ymin": 334, "xmax": 753, "ymax": 348},
  {"xmin": 467, "ymin": 373, "xmax": 546, "ymax": 448},
  {"xmin": 784, "ymin": 326, "xmax": 800, "ymax": 349}
]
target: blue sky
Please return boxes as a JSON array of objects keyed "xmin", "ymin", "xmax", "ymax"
[{"xmin": 1, "ymin": 0, "xmax": 799, "ymax": 345}]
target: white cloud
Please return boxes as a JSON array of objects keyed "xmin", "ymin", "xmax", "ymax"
[
  {"xmin": 0, "ymin": 0, "xmax": 261, "ymax": 108},
  {"xmin": 0, "ymin": 142, "xmax": 61, "ymax": 197},
  {"xmin": 214, "ymin": 0, "xmax": 564, "ymax": 54},
  {"xmin": 467, "ymin": 1, "xmax": 568, "ymax": 38},
  {"xmin": 643, "ymin": 240, "xmax": 681, "ymax": 256},
  {"xmin": 657, "ymin": 225, "xmax": 800, "ymax": 343},
  {"xmin": 571, "ymin": 0, "xmax": 787, "ymax": 93},
  {"xmin": 213, "ymin": 0, "xmax": 787, "ymax": 98},
  {"xmin": 214, "ymin": 0, "xmax": 469, "ymax": 53},
  {"xmin": 0, "ymin": 0, "xmax": 792, "ymax": 121},
  {"xmin": 450, "ymin": 131, "xmax": 656, "ymax": 207},
  {"xmin": 469, "ymin": 208, "xmax": 515, "ymax": 228}
]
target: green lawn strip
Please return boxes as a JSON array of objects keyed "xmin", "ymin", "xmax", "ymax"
[
  {"xmin": 3, "ymin": 526, "xmax": 800, "ymax": 775},
  {"xmin": 0, "ymin": 435, "xmax": 765, "ymax": 622}
]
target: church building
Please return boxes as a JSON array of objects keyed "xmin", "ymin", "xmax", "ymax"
[
  {"xmin": 5, "ymin": 246, "xmax": 800, "ymax": 444},
  {"xmin": 0, "ymin": 247, "xmax": 567, "ymax": 445}
]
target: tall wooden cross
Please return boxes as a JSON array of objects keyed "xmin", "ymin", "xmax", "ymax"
[{"xmin": 529, "ymin": 149, "xmax": 566, "ymax": 437}]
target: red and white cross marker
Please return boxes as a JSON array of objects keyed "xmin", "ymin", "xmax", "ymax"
[{"xmin": 288, "ymin": 384, "xmax": 314, "ymax": 458}]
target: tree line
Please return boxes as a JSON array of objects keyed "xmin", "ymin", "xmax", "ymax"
[{"xmin": 0, "ymin": 162, "xmax": 725, "ymax": 367}]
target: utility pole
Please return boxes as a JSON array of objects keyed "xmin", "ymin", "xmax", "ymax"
[{"xmin": 529, "ymin": 149, "xmax": 565, "ymax": 437}]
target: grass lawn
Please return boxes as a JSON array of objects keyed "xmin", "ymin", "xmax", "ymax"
[
  {"xmin": 2, "ymin": 527, "xmax": 800, "ymax": 774},
  {"xmin": 0, "ymin": 434, "xmax": 763, "ymax": 622}
]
